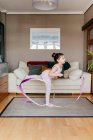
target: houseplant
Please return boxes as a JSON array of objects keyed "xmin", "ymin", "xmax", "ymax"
[{"xmin": 88, "ymin": 51, "xmax": 93, "ymax": 71}]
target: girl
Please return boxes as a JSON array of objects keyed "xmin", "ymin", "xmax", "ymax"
[
  {"xmin": 25, "ymin": 53, "xmax": 65, "ymax": 106},
  {"xmin": 41, "ymin": 53, "xmax": 65, "ymax": 106}
]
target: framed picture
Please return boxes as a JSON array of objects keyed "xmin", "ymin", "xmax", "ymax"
[{"xmin": 30, "ymin": 28, "xmax": 60, "ymax": 50}]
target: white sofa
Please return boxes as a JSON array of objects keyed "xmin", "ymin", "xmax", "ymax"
[{"xmin": 8, "ymin": 61, "xmax": 91, "ymax": 94}]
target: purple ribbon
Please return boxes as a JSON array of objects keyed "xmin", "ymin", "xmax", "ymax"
[
  {"xmin": 19, "ymin": 77, "xmax": 46, "ymax": 106},
  {"xmin": 18, "ymin": 75, "xmax": 85, "ymax": 108}
]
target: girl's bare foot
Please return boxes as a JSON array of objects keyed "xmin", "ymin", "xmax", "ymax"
[{"xmin": 45, "ymin": 103, "xmax": 54, "ymax": 107}]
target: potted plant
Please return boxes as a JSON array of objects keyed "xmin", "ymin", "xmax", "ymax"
[{"xmin": 87, "ymin": 51, "xmax": 93, "ymax": 72}]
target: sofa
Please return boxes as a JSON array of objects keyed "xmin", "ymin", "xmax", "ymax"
[{"xmin": 8, "ymin": 61, "xmax": 91, "ymax": 94}]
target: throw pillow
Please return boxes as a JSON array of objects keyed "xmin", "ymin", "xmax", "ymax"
[
  {"xmin": 63, "ymin": 61, "xmax": 71, "ymax": 70},
  {"xmin": 64, "ymin": 70, "xmax": 69, "ymax": 79},
  {"xmin": 42, "ymin": 65, "xmax": 48, "ymax": 72},
  {"xmin": 47, "ymin": 61, "xmax": 55, "ymax": 68},
  {"xmin": 19, "ymin": 61, "xmax": 29, "ymax": 74},
  {"xmin": 28, "ymin": 64, "xmax": 42, "ymax": 75},
  {"xmin": 14, "ymin": 68, "xmax": 27, "ymax": 80},
  {"xmin": 69, "ymin": 69, "xmax": 83, "ymax": 80},
  {"xmin": 64, "ymin": 62, "xmax": 79, "ymax": 78},
  {"xmin": 70, "ymin": 61, "xmax": 79, "ymax": 70}
]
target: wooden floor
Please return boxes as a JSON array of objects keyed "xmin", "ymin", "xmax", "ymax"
[{"xmin": 0, "ymin": 93, "xmax": 93, "ymax": 140}]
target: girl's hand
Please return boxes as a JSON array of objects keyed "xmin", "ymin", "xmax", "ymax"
[
  {"xmin": 58, "ymin": 73, "xmax": 63, "ymax": 77},
  {"xmin": 53, "ymin": 76, "xmax": 58, "ymax": 79}
]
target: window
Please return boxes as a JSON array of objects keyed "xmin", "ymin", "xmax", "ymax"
[{"xmin": 30, "ymin": 28, "xmax": 60, "ymax": 50}]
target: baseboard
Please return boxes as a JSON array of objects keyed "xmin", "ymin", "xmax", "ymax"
[{"xmin": 8, "ymin": 92, "xmax": 91, "ymax": 96}]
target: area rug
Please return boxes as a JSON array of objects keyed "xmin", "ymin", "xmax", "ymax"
[{"xmin": 0, "ymin": 97, "xmax": 93, "ymax": 117}]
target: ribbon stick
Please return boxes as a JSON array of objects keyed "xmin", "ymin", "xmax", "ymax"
[
  {"xmin": 19, "ymin": 75, "xmax": 84, "ymax": 108},
  {"xmin": 51, "ymin": 75, "xmax": 85, "ymax": 108},
  {"xmin": 75, "ymin": 76, "xmax": 85, "ymax": 101}
]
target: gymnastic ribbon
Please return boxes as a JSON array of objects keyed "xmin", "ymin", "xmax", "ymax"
[
  {"xmin": 19, "ymin": 77, "xmax": 46, "ymax": 106},
  {"xmin": 18, "ymin": 75, "xmax": 85, "ymax": 108}
]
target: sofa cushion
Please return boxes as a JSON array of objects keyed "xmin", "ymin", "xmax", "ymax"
[
  {"xmin": 69, "ymin": 69, "xmax": 83, "ymax": 80},
  {"xmin": 17, "ymin": 78, "xmax": 82, "ymax": 86},
  {"xmin": 52, "ymin": 79, "xmax": 82, "ymax": 86},
  {"xmin": 28, "ymin": 64, "xmax": 42, "ymax": 75},
  {"xmin": 14, "ymin": 68, "xmax": 27, "ymax": 80}
]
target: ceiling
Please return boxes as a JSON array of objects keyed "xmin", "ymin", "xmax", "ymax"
[{"xmin": 0, "ymin": 0, "xmax": 93, "ymax": 14}]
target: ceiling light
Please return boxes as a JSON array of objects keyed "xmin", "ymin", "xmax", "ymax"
[{"xmin": 32, "ymin": 0, "xmax": 58, "ymax": 11}]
